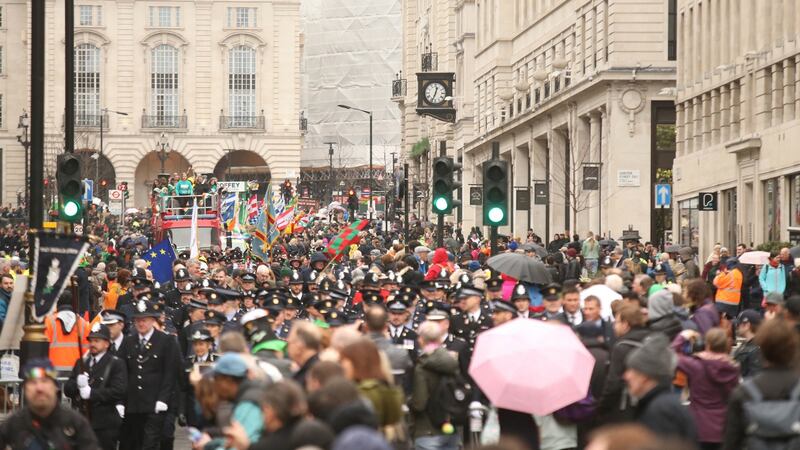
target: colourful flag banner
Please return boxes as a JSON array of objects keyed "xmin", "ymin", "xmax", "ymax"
[
  {"xmin": 325, "ymin": 219, "xmax": 370, "ymax": 259},
  {"xmin": 247, "ymin": 194, "xmax": 259, "ymax": 223}
]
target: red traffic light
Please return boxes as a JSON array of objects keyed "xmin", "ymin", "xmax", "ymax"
[
  {"xmin": 100, "ymin": 179, "xmax": 108, "ymax": 187},
  {"xmin": 348, "ymin": 189, "xmax": 355, "ymax": 196}
]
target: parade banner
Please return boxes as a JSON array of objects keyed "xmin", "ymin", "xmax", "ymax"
[
  {"xmin": 142, "ymin": 239, "xmax": 177, "ymax": 284},
  {"xmin": 30, "ymin": 232, "xmax": 90, "ymax": 320},
  {"xmin": 326, "ymin": 219, "xmax": 369, "ymax": 259}
]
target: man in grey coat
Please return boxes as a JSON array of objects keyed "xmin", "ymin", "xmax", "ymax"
[{"xmin": 364, "ymin": 304, "xmax": 413, "ymax": 393}]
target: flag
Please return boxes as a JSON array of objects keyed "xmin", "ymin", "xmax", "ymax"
[
  {"xmin": 237, "ymin": 195, "xmax": 248, "ymax": 231},
  {"xmin": 276, "ymin": 198, "xmax": 297, "ymax": 231},
  {"xmin": 221, "ymin": 193, "xmax": 236, "ymax": 229},
  {"xmin": 326, "ymin": 219, "xmax": 370, "ymax": 259},
  {"xmin": 189, "ymin": 199, "xmax": 199, "ymax": 258},
  {"xmin": 267, "ymin": 186, "xmax": 280, "ymax": 244},
  {"xmin": 250, "ymin": 209, "xmax": 270, "ymax": 262},
  {"xmin": 30, "ymin": 232, "xmax": 90, "ymax": 320},
  {"xmin": 142, "ymin": 239, "xmax": 177, "ymax": 284},
  {"xmin": 294, "ymin": 215, "xmax": 313, "ymax": 233},
  {"xmin": 247, "ymin": 195, "xmax": 259, "ymax": 222}
]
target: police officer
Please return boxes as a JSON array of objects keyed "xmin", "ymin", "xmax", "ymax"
[
  {"xmin": 386, "ymin": 296, "xmax": 418, "ymax": 353},
  {"xmin": 100, "ymin": 309, "xmax": 128, "ymax": 356},
  {"xmin": 449, "ymin": 280, "xmax": 492, "ymax": 352},
  {"xmin": 64, "ymin": 323, "xmax": 128, "ymax": 450},
  {"xmin": 119, "ymin": 299, "xmax": 181, "ymax": 450},
  {"xmin": 534, "ymin": 283, "xmax": 568, "ymax": 324},
  {"xmin": 287, "ymin": 270, "xmax": 305, "ymax": 303},
  {"xmin": 0, "ymin": 359, "xmax": 99, "ymax": 450},
  {"xmin": 426, "ymin": 302, "xmax": 470, "ymax": 378},
  {"xmin": 510, "ymin": 282, "xmax": 536, "ymax": 319},
  {"xmin": 179, "ymin": 328, "xmax": 218, "ymax": 428}
]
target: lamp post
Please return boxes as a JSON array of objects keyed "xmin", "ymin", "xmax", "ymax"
[
  {"xmin": 337, "ymin": 104, "xmax": 373, "ymax": 220},
  {"xmin": 16, "ymin": 111, "xmax": 30, "ymax": 209},
  {"xmin": 157, "ymin": 132, "xmax": 171, "ymax": 175},
  {"xmin": 98, "ymin": 108, "xmax": 128, "ymax": 182}
]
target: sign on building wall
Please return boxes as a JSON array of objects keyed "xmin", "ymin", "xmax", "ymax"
[
  {"xmin": 583, "ymin": 166, "xmax": 599, "ymax": 190},
  {"xmin": 516, "ymin": 189, "xmax": 531, "ymax": 210},
  {"xmin": 469, "ymin": 187, "xmax": 483, "ymax": 205},
  {"xmin": 218, "ymin": 181, "xmax": 247, "ymax": 193},
  {"xmin": 534, "ymin": 183, "xmax": 549, "ymax": 205},
  {"xmin": 617, "ymin": 170, "xmax": 641, "ymax": 187}
]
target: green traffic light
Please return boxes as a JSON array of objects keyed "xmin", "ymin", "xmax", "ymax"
[
  {"xmin": 487, "ymin": 206, "xmax": 505, "ymax": 224},
  {"xmin": 62, "ymin": 200, "xmax": 81, "ymax": 218},
  {"xmin": 434, "ymin": 196, "xmax": 449, "ymax": 212}
]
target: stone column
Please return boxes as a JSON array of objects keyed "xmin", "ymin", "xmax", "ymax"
[
  {"xmin": 784, "ymin": 58, "xmax": 795, "ymax": 121},
  {"xmin": 710, "ymin": 88, "xmax": 720, "ymax": 145},
  {"xmin": 720, "ymin": 84, "xmax": 730, "ymax": 142},
  {"xmin": 676, "ymin": 103, "xmax": 685, "ymax": 157},
  {"xmin": 772, "ymin": 63, "xmax": 784, "ymax": 126}
]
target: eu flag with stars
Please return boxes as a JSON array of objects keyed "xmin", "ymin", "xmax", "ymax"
[{"xmin": 142, "ymin": 239, "xmax": 177, "ymax": 284}]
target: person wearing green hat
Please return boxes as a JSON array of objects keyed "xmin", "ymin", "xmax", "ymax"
[{"xmin": 0, "ymin": 359, "xmax": 99, "ymax": 450}]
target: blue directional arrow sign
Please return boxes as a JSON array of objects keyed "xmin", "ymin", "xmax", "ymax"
[
  {"xmin": 655, "ymin": 184, "xmax": 671, "ymax": 208},
  {"xmin": 82, "ymin": 179, "xmax": 93, "ymax": 202}
]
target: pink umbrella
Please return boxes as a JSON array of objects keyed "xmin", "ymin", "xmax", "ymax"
[{"xmin": 468, "ymin": 318, "xmax": 595, "ymax": 415}]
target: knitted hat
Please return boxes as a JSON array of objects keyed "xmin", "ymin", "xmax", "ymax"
[
  {"xmin": 647, "ymin": 289, "xmax": 674, "ymax": 321},
  {"xmin": 625, "ymin": 333, "xmax": 676, "ymax": 383}
]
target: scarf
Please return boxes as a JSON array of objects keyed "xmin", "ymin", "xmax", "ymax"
[{"xmin": 770, "ymin": 259, "xmax": 780, "ymax": 268}]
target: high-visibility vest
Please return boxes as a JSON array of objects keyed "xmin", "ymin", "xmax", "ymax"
[
  {"xmin": 714, "ymin": 270, "xmax": 742, "ymax": 306},
  {"xmin": 44, "ymin": 315, "xmax": 89, "ymax": 372}
]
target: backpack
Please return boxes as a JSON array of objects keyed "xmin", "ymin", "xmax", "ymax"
[
  {"xmin": 425, "ymin": 372, "xmax": 473, "ymax": 428},
  {"xmin": 741, "ymin": 378, "xmax": 800, "ymax": 450}
]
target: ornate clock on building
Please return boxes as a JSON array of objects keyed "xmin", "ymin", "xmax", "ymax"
[{"xmin": 416, "ymin": 72, "xmax": 456, "ymax": 123}]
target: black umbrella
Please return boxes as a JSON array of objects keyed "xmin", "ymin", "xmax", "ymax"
[
  {"xmin": 599, "ymin": 239, "xmax": 617, "ymax": 248},
  {"xmin": 791, "ymin": 246, "xmax": 800, "ymax": 259},
  {"xmin": 487, "ymin": 252, "xmax": 552, "ymax": 285},
  {"xmin": 665, "ymin": 244, "xmax": 682, "ymax": 253},
  {"xmin": 521, "ymin": 243, "xmax": 547, "ymax": 258}
]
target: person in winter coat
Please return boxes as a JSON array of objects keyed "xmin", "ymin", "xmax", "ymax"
[
  {"xmin": 671, "ymin": 328, "xmax": 739, "ymax": 448},
  {"xmin": 410, "ymin": 321, "xmax": 464, "ymax": 450},
  {"xmin": 338, "ymin": 338, "xmax": 403, "ymax": 430},
  {"xmin": 732, "ymin": 310, "xmax": 762, "ymax": 378},
  {"xmin": 647, "ymin": 290, "xmax": 684, "ymax": 341},
  {"xmin": 787, "ymin": 263, "xmax": 800, "ymax": 297},
  {"xmin": 679, "ymin": 247, "xmax": 701, "ymax": 280},
  {"xmin": 624, "ymin": 334, "xmax": 697, "ymax": 441},
  {"xmin": 759, "ymin": 252, "xmax": 787, "ymax": 299},
  {"xmin": 722, "ymin": 318, "xmax": 800, "ymax": 450},
  {"xmin": 424, "ymin": 248, "xmax": 450, "ymax": 281},
  {"xmin": 596, "ymin": 304, "xmax": 650, "ymax": 425}
]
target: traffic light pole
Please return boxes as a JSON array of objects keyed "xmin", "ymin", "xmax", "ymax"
[
  {"xmin": 437, "ymin": 213, "xmax": 444, "ymax": 249},
  {"xmin": 491, "ymin": 226, "xmax": 498, "ymax": 255},
  {"xmin": 22, "ymin": 0, "xmax": 50, "ymax": 373},
  {"xmin": 404, "ymin": 163, "xmax": 409, "ymax": 244}
]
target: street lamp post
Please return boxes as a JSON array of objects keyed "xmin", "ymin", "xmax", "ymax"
[
  {"xmin": 157, "ymin": 132, "xmax": 171, "ymax": 175},
  {"xmin": 16, "ymin": 112, "xmax": 30, "ymax": 209},
  {"xmin": 98, "ymin": 108, "xmax": 128, "ymax": 182},
  {"xmin": 337, "ymin": 104, "xmax": 373, "ymax": 220}
]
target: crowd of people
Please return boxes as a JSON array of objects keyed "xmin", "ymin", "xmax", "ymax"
[{"xmin": 0, "ymin": 189, "xmax": 799, "ymax": 450}]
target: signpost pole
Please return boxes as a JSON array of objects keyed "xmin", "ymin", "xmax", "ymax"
[{"xmin": 404, "ymin": 163, "xmax": 410, "ymax": 244}]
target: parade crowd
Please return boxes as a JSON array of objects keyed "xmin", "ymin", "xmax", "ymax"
[{"xmin": 0, "ymin": 193, "xmax": 800, "ymax": 450}]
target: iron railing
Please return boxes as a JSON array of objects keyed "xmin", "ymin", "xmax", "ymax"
[
  {"xmin": 219, "ymin": 115, "xmax": 266, "ymax": 130},
  {"xmin": 421, "ymin": 51, "xmax": 438, "ymax": 72},
  {"xmin": 73, "ymin": 113, "xmax": 109, "ymax": 129},
  {"xmin": 392, "ymin": 78, "xmax": 407, "ymax": 97},
  {"xmin": 299, "ymin": 112, "xmax": 308, "ymax": 132},
  {"xmin": 142, "ymin": 114, "xmax": 187, "ymax": 129}
]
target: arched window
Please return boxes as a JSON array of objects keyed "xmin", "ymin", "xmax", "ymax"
[
  {"xmin": 229, "ymin": 45, "xmax": 256, "ymax": 127},
  {"xmin": 75, "ymin": 44, "xmax": 101, "ymax": 127},
  {"xmin": 151, "ymin": 44, "xmax": 179, "ymax": 126}
]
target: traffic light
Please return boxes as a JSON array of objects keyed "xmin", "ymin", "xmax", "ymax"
[
  {"xmin": 100, "ymin": 179, "xmax": 108, "ymax": 188},
  {"xmin": 57, "ymin": 154, "xmax": 83, "ymax": 222},
  {"xmin": 282, "ymin": 180, "xmax": 293, "ymax": 202},
  {"xmin": 347, "ymin": 188, "xmax": 358, "ymax": 213},
  {"xmin": 482, "ymin": 159, "xmax": 508, "ymax": 226},
  {"xmin": 431, "ymin": 156, "xmax": 461, "ymax": 214}
]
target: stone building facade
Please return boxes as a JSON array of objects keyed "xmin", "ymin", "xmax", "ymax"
[
  {"xmin": 398, "ymin": 0, "xmax": 678, "ymax": 241},
  {"xmin": 673, "ymin": 0, "xmax": 800, "ymax": 253},
  {"xmin": 0, "ymin": 0, "xmax": 303, "ymax": 208}
]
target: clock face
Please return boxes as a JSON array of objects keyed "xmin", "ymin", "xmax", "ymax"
[{"xmin": 424, "ymin": 82, "xmax": 447, "ymax": 105}]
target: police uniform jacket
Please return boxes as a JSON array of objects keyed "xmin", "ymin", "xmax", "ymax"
[
  {"xmin": 64, "ymin": 352, "xmax": 128, "ymax": 431},
  {"xmin": 449, "ymin": 311, "xmax": 492, "ymax": 352},
  {"xmin": 444, "ymin": 333, "xmax": 470, "ymax": 380},
  {"xmin": 120, "ymin": 329, "xmax": 181, "ymax": 414},
  {"xmin": 0, "ymin": 405, "xmax": 99, "ymax": 450}
]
